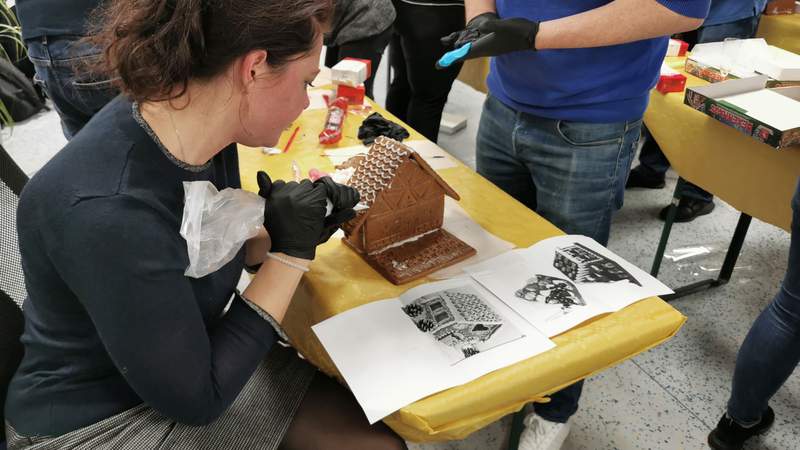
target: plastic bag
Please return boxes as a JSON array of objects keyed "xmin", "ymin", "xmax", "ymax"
[
  {"xmin": 181, "ymin": 181, "xmax": 265, "ymax": 278},
  {"xmin": 357, "ymin": 112, "xmax": 410, "ymax": 145},
  {"xmin": 663, "ymin": 242, "xmax": 755, "ymax": 284}
]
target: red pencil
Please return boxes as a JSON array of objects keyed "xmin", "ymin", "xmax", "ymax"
[{"xmin": 283, "ymin": 126, "xmax": 300, "ymax": 153}]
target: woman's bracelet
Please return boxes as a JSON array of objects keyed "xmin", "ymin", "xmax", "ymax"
[{"xmin": 265, "ymin": 252, "xmax": 310, "ymax": 272}]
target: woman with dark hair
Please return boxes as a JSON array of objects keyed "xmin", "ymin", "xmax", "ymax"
[{"xmin": 3, "ymin": 1, "xmax": 407, "ymax": 449}]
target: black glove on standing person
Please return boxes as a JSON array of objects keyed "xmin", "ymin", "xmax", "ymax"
[
  {"xmin": 256, "ymin": 171, "xmax": 359, "ymax": 260},
  {"xmin": 440, "ymin": 12, "xmax": 539, "ymax": 62}
]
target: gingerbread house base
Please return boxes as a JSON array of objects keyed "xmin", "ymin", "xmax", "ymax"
[{"xmin": 343, "ymin": 229, "xmax": 476, "ymax": 285}]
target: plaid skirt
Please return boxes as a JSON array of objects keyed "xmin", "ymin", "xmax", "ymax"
[{"xmin": 6, "ymin": 345, "xmax": 315, "ymax": 450}]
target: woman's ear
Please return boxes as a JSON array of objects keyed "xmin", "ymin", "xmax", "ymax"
[{"xmin": 240, "ymin": 49, "xmax": 269, "ymax": 87}]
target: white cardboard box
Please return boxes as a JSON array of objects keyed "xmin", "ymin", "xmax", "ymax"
[
  {"xmin": 684, "ymin": 75, "xmax": 800, "ymax": 148},
  {"xmin": 331, "ymin": 59, "xmax": 369, "ymax": 87}
]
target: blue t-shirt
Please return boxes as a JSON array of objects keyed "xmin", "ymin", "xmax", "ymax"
[
  {"xmin": 704, "ymin": 0, "xmax": 766, "ymax": 27},
  {"xmin": 486, "ymin": 0, "xmax": 710, "ymax": 123}
]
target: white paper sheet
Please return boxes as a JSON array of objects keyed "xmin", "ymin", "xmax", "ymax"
[
  {"xmin": 430, "ymin": 198, "xmax": 515, "ymax": 279},
  {"xmin": 465, "ymin": 235, "xmax": 673, "ymax": 337},
  {"xmin": 313, "ymin": 278, "xmax": 555, "ymax": 424},
  {"xmin": 404, "ymin": 140, "xmax": 459, "ymax": 170},
  {"xmin": 305, "ymin": 89, "xmax": 330, "ymax": 111}
]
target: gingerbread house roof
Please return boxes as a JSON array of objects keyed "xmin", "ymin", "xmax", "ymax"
[
  {"xmin": 348, "ymin": 136, "xmax": 458, "ymax": 207},
  {"xmin": 345, "ymin": 136, "xmax": 459, "ymax": 233}
]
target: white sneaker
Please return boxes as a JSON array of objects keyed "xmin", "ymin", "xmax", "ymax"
[{"xmin": 518, "ymin": 413, "xmax": 571, "ymax": 450}]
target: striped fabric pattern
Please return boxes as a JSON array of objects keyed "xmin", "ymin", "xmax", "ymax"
[{"xmin": 6, "ymin": 346, "xmax": 315, "ymax": 450}]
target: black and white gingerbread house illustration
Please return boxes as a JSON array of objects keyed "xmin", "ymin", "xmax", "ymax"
[
  {"xmin": 402, "ymin": 288, "xmax": 504, "ymax": 359},
  {"xmin": 553, "ymin": 243, "xmax": 641, "ymax": 286}
]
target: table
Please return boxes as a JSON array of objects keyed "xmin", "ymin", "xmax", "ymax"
[
  {"xmin": 237, "ymin": 97, "xmax": 685, "ymax": 442},
  {"xmin": 645, "ymin": 56, "xmax": 800, "ymax": 297},
  {"xmin": 757, "ymin": 13, "xmax": 800, "ymax": 54}
]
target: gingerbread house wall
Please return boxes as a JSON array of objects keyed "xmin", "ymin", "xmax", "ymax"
[{"xmin": 352, "ymin": 159, "xmax": 446, "ymax": 254}]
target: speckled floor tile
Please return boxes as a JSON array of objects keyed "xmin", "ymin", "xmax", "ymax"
[
  {"xmin": 562, "ymin": 359, "xmax": 709, "ymax": 450},
  {"xmin": 3, "ymin": 104, "xmax": 67, "ymax": 176},
  {"xmin": 407, "ymin": 416, "xmax": 511, "ymax": 450},
  {"xmin": 611, "ymin": 175, "xmax": 797, "ymax": 450}
]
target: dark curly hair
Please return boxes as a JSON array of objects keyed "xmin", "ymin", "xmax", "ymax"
[{"xmin": 86, "ymin": 0, "xmax": 334, "ymax": 103}]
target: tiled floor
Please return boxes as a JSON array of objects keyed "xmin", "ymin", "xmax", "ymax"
[{"xmin": 4, "ymin": 66, "xmax": 796, "ymax": 450}]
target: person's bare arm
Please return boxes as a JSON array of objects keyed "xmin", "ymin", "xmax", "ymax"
[
  {"xmin": 243, "ymin": 253, "xmax": 309, "ymax": 323},
  {"xmin": 535, "ymin": 0, "xmax": 705, "ymax": 50},
  {"xmin": 466, "ymin": 0, "xmax": 496, "ymax": 22}
]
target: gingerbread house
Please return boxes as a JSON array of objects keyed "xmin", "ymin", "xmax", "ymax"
[{"xmin": 342, "ymin": 136, "xmax": 476, "ymax": 284}]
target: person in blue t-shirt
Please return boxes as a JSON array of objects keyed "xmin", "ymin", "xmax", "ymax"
[
  {"xmin": 627, "ymin": 0, "xmax": 767, "ymax": 223},
  {"xmin": 441, "ymin": 1, "xmax": 710, "ymax": 448}
]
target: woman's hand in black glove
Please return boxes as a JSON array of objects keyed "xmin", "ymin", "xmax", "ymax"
[
  {"xmin": 257, "ymin": 171, "xmax": 328, "ymax": 260},
  {"xmin": 314, "ymin": 176, "xmax": 360, "ymax": 243}
]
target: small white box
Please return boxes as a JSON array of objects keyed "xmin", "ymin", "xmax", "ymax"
[
  {"xmin": 331, "ymin": 59, "xmax": 368, "ymax": 87},
  {"xmin": 439, "ymin": 113, "xmax": 467, "ymax": 135}
]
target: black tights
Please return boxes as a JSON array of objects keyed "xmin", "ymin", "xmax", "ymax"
[
  {"xmin": 385, "ymin": 1, "xmax": 465, "ymax": 143},
  {"xmin": 325, "ymin": 26, "xmax": 394, "ymax": 99},
  {"xmin": 279, "ymin": 372, "xmax": 408, "ymax": 450}
]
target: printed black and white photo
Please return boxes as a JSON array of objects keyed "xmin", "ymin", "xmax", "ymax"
[
  {"xmin": 553, "ymin": 242, "xmax": 642, "ymax": 286},
  {"xmin": 465, "ymin": 235, "xmax": 673, "ymax": 337},
  {"xmin": 402, "ymin": 285, "xmax": 524, "ymax": 362},
  {"xmin": 515, "ymin": 275, "xmax": 585, "ymax": 311}
]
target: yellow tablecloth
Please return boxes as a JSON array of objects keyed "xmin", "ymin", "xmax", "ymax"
[
  {"xmin": 238, "ymin": 99, "xmax": 686, "ymax": 442},
  {"xmin": 646, "ymin": 57, "xmax": 800, "ymax": 232},
  {"xmin": 757, "ymin": 13, "xmax": 800, "ymax": 54}
]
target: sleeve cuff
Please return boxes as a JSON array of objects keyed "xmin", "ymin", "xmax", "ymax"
[
  {"xmin": 237, "ymin": 291, "xmax": 290, "ymax": 343},
  {"xmin": 655, "ymin": 0, "xmax": 711, "ymax": 19},
  {"xmin": 244, "ymin": 263, "xmax": 262, "ymax": 274}
]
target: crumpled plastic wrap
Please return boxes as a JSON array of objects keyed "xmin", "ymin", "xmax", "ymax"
[
  {"xmin": 181, "ymin": 181, "xmax": 265, "ymax": 278},
  {"xmin": 357, "ymin": 112, "xmax": 410, "ymax": 145},
  {"xmin": 664, "ymin": 242, "xmax": 755, "ymax": 283}
]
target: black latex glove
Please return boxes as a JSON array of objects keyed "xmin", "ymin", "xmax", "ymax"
[
  {"xmin": 257, "ymin": 171, "xmax": 329, "ymax": 260},
  {"xmin": 439, "ymin": 13, "xmax": 539, "ymax": 65},
  {"xmin": 313, "ymin": 176, "xmax": 360, "ymax": 241},
  {"xmin": 441, "ymin": 12, "xmax": 499, "ymax": 49}
]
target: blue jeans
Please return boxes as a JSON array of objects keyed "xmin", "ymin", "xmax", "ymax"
[
  {"xmin": 476, "ymin": 95, "xmax": 642, "ymax": 422},
  {"xmin": 726, "ymin": 178, "xmax": 800, "ymax": 426},
  {"xmin": 26, "ymin": 36, "xmax": 118, "ymax": 139},
  {"xmin": 638, "ymin": 14, "xmax": 762, "ymax": 203}
]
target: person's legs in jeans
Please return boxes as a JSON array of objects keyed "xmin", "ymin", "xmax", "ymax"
[
  {"xmin": 726, "ymin": 179, "xmax": 800, "ymax": 426},
  {"xmin": 324, "ymin": 26, "xmax": 393, "ymax": 99},
  {"xmin": 385, "ymin": 1, "xmax": 464, "ymax": 142},
  {"xmin": 26, "ymin": 36, "xmax": 118, "ymax": 140},
  {"xmin": 708, "ymin": 179, "xmax": 799, "ymax": 449},
  {"xmin": 477, "ymin": 95, "xmax": 642, "ymax": 422},
  {"xmin": 638, "ymin": 127, "xmax": 670, "ymax": 177}
]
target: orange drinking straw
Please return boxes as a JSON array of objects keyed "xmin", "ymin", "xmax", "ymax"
[{"xmin": 283, "ymin": 126, "xmax": 300, "ymax": 153}]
